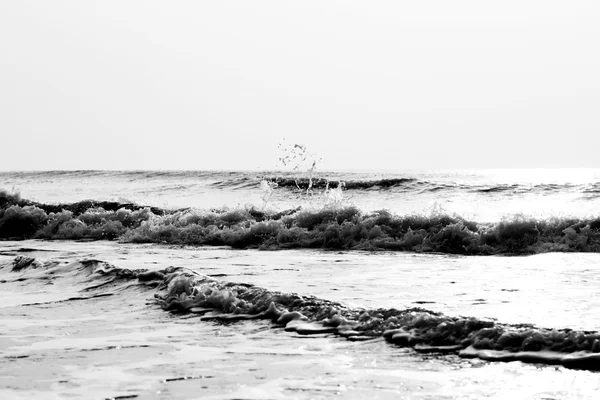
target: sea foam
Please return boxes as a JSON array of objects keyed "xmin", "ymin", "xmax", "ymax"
[
  {"xmin": 5, "ymin": 254, "xmax": 600, "ymax": 371},
  {"xmin": 2, "ymin": 190, "xmax": 600, "ymax": 255}
]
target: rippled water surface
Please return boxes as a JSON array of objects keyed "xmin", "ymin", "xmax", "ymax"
[
  {"xmin": 1, "ymin": 240, "xmax": 600, "ymax": 399},
  {"xmin": 3, "ymin": 169, "xmax": 600, "ymax": 221}
]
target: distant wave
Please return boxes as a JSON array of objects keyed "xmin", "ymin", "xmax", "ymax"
[
  {"xmin": 3, "ymin": 190, "xmax": 600, "ymax": 255},
  {"xmin": 472, "ymin": 183, "xmax": 581, "ymax": 195},
  {"xmin": 583, "ymin": 183, "xmax": 600, "ymax": 194},
  {"xmin": 259, "ymin": 177, "xmax": 418, "ymax": 190},
  {"xmin": 215, "ymin": 175, "xmax": 600, "ymax": 197},
  {"xmin": 0, "ymin": 170, "xmax": 242, "ymax": 180},
  {"xmin": 3, "ymin": 171, "xmax": 600, "ymax": 200},
  {"xmin": 208, "ymin": 176, "xmax": 421, "ymax": 191},
  {"xmin": 210, "ymin": 177, "xmax": 258, "ymax": 190},
  {"xmin": 3, "ymin": 255, "xmax": 600, "ymax": 371}
]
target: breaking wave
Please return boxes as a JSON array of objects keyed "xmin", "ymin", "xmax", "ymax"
[
  {"xmin": 238, "ymin": 176, "xmax": 600, "ymax": 196},
  {"xmin": 3, "ymin": 171, "xmax": 600, "ymax": 201},
  {"xmin": 2, "ymin": 189, "xmax": 600, "ymax": 255},
  {"xmin": 3, "ymin": 255, "xmax": 600, "ymax": 371},
  {"xmin": 259, "ymin": 177, "xmax": 418, "ymax": 191}
]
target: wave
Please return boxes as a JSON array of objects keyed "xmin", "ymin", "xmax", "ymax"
[
  {"xmin": 0, "ymin": 191, "xmax": 167, "ymax": 217},
  {"xmin": 3, "ymin": 255, "xmax": 600, "ymax": 371},
  {"xmin": 0, "ymin": 255, "xmax": 165, "ymax": 306},
  {"xmin": 3, "ymin": 171, "xmax": 600, "ymax": 201},
  {"xmin": 583, "ymin": 183, "xmax": 600, "ymax": 194},
  {"xmin": 3, "ymin": 190, "xmax": 600, "ymax": 255},
  {"xmin": 0, "ymin": 170, "xmax": 246, "ymax": 182},
  {"xmin": 260, "ymin": 177, "xmax": 418, "ymax": 190},
  {"xmin": 225, "ymin": 175, "xmax": 600, "ymax": 198}
]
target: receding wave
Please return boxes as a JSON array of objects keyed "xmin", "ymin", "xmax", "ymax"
[
  {"xmin": 2, "ymin": 189, "xmax": 600, "ymax": 255},
  {"xmin": 0, "ymin": 255, "xmax": 165, "ymax": 305},
  {"xmin": 4, "ymin": 255, "xmax": 600, "ymax": 371}
]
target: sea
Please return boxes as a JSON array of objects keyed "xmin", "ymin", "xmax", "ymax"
[{"xmin": 2, "ymin": 169, "xmax": 600, "ymax": 399}]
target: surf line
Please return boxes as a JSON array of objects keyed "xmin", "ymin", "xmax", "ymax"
[{"xmin": 158, "ymin": 271, "xmax": 600, "ymax": 372}]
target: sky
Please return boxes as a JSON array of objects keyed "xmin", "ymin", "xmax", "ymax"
[{"xmin": 1, "ymin": 1, "xmax": 599, "ymax": 171}]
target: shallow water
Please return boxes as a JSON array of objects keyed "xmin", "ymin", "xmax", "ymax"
[{"xmin": 1, "ymin": 240, "xmax": 600, "ymax": 399}]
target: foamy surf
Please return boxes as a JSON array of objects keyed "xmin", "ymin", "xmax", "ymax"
[
  {"xmin": 3, "ymin": 169, "xmax": 600, "ymax": 220},
  {"xmin": 2, "ymin": 169, "xmax": 600, "ymax": 398},
  {"xmin": 3, "ymin": 190, "xmax": 600, "ymax": 255},
  {"xmin": 2, "ymin": 240, "xmax": 600, "ymax": 399},
  {"xmin": 3, "ymin": 250, "xmax": 600, "ymax": 372}
]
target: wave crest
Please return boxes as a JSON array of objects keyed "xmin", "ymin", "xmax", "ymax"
[
  {"xmin": 5, "ymin": 255, "xmax": 600, "ymax": 370},
  {"xmin": 261, "ymin": 177, "xmax": 417, "ymax": 190},
  {"xmin": 2, "ymin": 190, "xmax": 600, "ymax": 255}
]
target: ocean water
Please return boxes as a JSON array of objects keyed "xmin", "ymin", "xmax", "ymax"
[
  {"xmin": 3, "ymin": 168, "xmax": 600, "ymax": 221},
  {"xmin": 2, "ymin": 169, "xmax": 600, "ymax": 399}
]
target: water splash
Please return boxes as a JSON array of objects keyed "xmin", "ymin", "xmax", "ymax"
[
  {"xmin": 276, "ymin": 140, "xmax": 322, "ymax": 194},
  {"xmin": 259, "ymin": 180, "xmax": 277, "ymax": 211}
]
